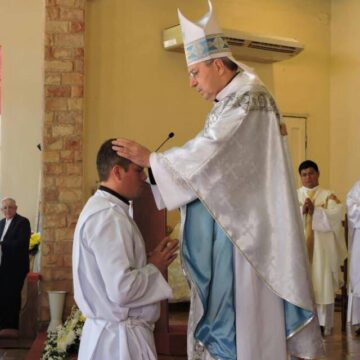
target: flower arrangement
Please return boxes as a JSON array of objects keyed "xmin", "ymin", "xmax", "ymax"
[
  {"xmin": 41, "ymin": 305, "xmax": 86, "ymax": 360},
  {"xmin": 29, "ymin": 232, "xmax": 41, "ymax": 256}
]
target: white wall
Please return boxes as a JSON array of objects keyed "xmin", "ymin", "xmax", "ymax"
[{"xmin": 0, "ymin": 0, "xmax": 44, "ymax": 229}]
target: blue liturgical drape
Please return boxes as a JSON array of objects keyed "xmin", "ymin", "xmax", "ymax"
[
  {"xmin": 182, "ymin": 200, "xmax": 314, "ymax": 359},
  {"xmin": 183, "ymin": 200, "xmax": 237, "ymax": 360}
]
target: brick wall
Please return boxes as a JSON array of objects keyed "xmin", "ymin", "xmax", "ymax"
[{"xmin": 41, "ymin": 0, "xmax": 85, "ymax": 322}]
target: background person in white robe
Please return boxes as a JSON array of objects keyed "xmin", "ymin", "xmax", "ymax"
[
  {"xmin": 72, "ymin": 139, "xmax": 178, "ymax": 360},
  {"xmin": 113, "ymin": 2, "xmax": 324, "ymax": 359},
  {"xmin": 297, "ymin": 160, "xmax": 347, "ymax": 336},
  {"xmin": 346, "ymin": 180, "xmax": 360, "ymax": 335}
]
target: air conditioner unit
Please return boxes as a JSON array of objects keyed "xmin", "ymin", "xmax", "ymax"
[{"xmin": 163, "ymin": 25, "xmax": 304, "ymax": 63}]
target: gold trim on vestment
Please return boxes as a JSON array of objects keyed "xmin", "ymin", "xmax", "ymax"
[{"xmin": 303, "ymin": 190, "xmax": 316, "ymax": 264}]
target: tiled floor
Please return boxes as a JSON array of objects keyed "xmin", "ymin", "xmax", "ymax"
[
  {"xmin": 1, "ymin": 312, "xmax": 360, "ymax": 359},
  {"xmin": 322, "ymin": 314, "xmax": 360, "ymax": 360}
]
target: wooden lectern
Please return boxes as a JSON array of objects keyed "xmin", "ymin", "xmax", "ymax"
[{"xmin": 133, "ymin": 184, "xmax": 187, "ymax": 355}]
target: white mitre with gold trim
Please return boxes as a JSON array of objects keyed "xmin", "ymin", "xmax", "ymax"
[{"xmin": 177, "ymin": 0, "xmax": 253, "ymax": 73}]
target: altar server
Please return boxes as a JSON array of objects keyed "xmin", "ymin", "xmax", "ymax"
[{"xmin": 73, "ymin": 139, "xmax": 178, "ymax": 359}]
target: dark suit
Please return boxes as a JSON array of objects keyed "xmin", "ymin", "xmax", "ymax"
[{"xmin": 0, "ymin": 214, "xmax": 31, "ymax": 329}]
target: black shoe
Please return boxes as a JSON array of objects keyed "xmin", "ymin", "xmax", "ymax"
[{"xmin": 355, "ymin": 327, "xmax": 360, "ymax": 336}]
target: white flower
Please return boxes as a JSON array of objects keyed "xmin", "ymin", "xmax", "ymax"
[
  {"xmin": 41, "ymin": 305, "xmax": 85, "ymax": 360},
  {"xmin": 57, "ymin": 329, "xmax": 76, "ymax": 352}
]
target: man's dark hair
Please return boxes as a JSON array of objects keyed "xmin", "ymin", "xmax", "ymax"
[
  {"xmin": 205, "ymin": 57, "xmax": 239, "ymax": 72},
  {"xmin": 221, "ymin": 57, "xmax": 239, "ymax": 71},
  {"xmin": 298, "ymin": 160, "xmax": 319, "ymax": 174},
  {"xmin": 96, "ymin": 138, "xmax": 131, "ymax": 181}
]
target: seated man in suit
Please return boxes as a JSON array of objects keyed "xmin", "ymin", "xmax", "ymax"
[
  {"xmin": 0, "ymin": 198, "xmax": 31, "ymax": 338},
  {"xmin": 297, "ymin": 160, "xmax": 347, "ymax": 336}
]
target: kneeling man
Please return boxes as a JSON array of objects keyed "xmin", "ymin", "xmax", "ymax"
[{"xmin": 73, "ymin": 139, "xmax": 178, "ymax": 359}]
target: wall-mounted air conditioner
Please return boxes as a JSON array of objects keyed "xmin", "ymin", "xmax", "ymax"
[{"xmin": 163, "ymin": 25, "xmax": 304, "ymax": 63}]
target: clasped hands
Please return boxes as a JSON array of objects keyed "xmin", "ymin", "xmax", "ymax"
[
  {"xmin": 147, "ymin": 237, "xmax": 179, "ymax": 273},
  {"xmin": 302, "ymin": 198, "xmax": 314, "ymax": 215}
]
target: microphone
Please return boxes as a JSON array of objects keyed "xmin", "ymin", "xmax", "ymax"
[{"xmin": 154, "ymin": 132, "xmax": 175, "ymax": 152}]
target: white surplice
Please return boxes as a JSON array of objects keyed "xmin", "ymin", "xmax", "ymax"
[
  {"xmin": 346, "ymin": 180, "xmax": 360, "ymax": 325},
  {"xmin": 297, "ymin": 186, "xmax": 347, "ymax": 330},
  {"xmin": 72, "ymin": 189, "xmax": 173, "ymax": 359},
  {"xmin": 150, "ymin": 70, "xmax": 324, "ymax": 359}
]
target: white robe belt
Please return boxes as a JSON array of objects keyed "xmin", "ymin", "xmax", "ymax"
[{"xmin": 86, "ymin": 316, "xmax": 155, "ymax": 331}]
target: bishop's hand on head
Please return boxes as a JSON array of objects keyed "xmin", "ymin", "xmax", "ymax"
[
  {"xmin": 112, "ymin": 138, "xmax": 151, "ymax": 168},
  {"xmin": 112, "ymin": 132, "xmax": 175, "ymax": 168}
]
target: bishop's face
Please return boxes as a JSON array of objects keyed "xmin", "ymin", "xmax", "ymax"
[
  {"xmin": 1, "ymin": 200, "xmax": 17, "ymax": 220},
  {"xmin": 300, "ymin": 167, "xmax": 319, "ymax": 189},
  {"xmin": 188, "ymin": 60, "xmax": 223, "ymax": 101}
]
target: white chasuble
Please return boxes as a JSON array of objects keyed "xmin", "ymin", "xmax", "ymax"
[
  {"xmin": 73, "ymin": 190, "xmax": 173, "ymax": 359},
  {"xmin": 298, "ymin": 186, "xmax": 347, "ymax": 330},
  {"xmin": 346, "ymin": 180, "xmax": 360, "ymax": 325},
  {"xmin": 150, "ymin": 71, "xmax": 324, "ymax": 359}
]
